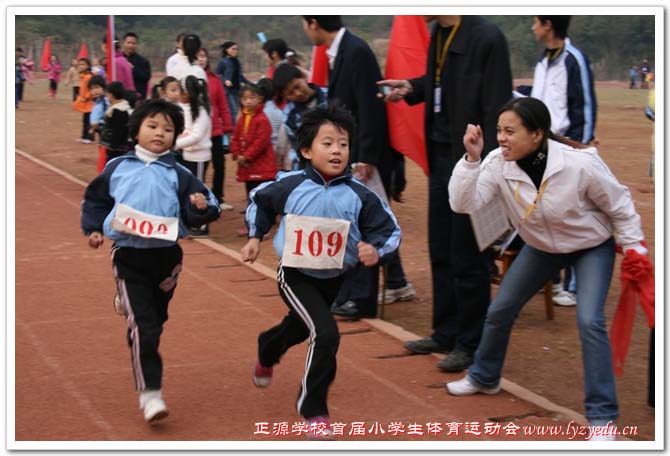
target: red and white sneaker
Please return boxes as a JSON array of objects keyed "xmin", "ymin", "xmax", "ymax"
[
  {"xmin": 305, "ymin": 415, "xmax": 334, "ymax": 440},
  {"xmin": 252, "ymin": 359, "xmax": 273, "ymax": 388}
]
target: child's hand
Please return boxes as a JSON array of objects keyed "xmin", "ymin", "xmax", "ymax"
[
  {"xmin": 357, "ymin": 241, "xmax": 379, "ymax": 267},
  {"xmin": 241, "ymin": 238, "xmax": 261, "ymax": 263},
  {"xmin": 238, "ymin": 156, "xmax": 250, "ymax": 167},
  {"xmin": 232, "ymin": 153, "xmax": 239, "ymax": 161},
  {"xmin": 189, "ymin": 193, "xmax": 208, "ymax": 210},
  {"xmin": 88, "ymin": 231, "xmax": 104, "ymax": 249}
]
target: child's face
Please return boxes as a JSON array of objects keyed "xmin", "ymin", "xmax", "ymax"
[
  {"xmin": 240, "ymin": 91, "xmax": 262, "ymax": 110},
  {"xmin": 301, "ymin": 122, "xmax": 350, "ymax": 178},
  {"xmin": 93, "ymin": 58, "xmax": 100, "ymax": 66},
  {"xmin": 77, "ymin": 61, "xmax": 90, "ymax": 73},
  {"xmin": 90, "ymin": 85, "xmax": 105, "ymax": 98},
  {"xmin": 196, "ymin": 50, "xmax": 208, "ymax": 69},
  {"xmin": 164, "ymin": 81, "xmax": 181, "ymax": 103},
  {"xmin": 282, "ymin": 77, "xmax": 312, "ymax": 103},
  {"xmin": 136, "ymin": 113, "xmax": 176, "ymax": 154}
]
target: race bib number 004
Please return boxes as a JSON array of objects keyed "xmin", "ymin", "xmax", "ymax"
[
  {"xmin": 282, "ymin": 214, "xmax": 351, "ymax": 270},
  {"xmin": 111, "ymin": 203, "xmax": 180, "ymax": 241}
]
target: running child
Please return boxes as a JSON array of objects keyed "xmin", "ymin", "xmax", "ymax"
[
  {"xmin": 81, "ymin": 99, "xmax": 221, "ymax": 423},
  {"xmin": 240, "ymin": 103, "xmax": 401, "ymax": 439}
]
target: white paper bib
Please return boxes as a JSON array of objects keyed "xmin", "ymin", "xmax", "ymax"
[
  {"xmin": 111, "ymin": 203, "xmax": 180, "ymax": 241},
  {"xmin": 282, "ymin": 214, "xmax": 351, "ymax": 270}
]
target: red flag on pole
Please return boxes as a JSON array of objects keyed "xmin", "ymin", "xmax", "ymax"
[
  {"xmin": 41, "ymin": 37, "xmax": 51, "ymax": 71},
  {"xmin": 76, "ymin": 42, "xmax": 88, "ymax": 59},
  {"xmin": 309, "ymin": 45, "xmax": 329, "ymax": 87},
  {"xmin": 384, "ymin": 15, "xmax": 430, "ymax": 175},
  {"xmin": 106, "ymin": 15, "xmax": 115, "ymax": 82}
]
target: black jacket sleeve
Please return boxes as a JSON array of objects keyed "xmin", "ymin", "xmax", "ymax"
[
  {"xmin": 80, "ymin": 160, "xmax": 121, "ymax": 235},
  {"xmin": 247, "ymin": 174, "xmax": 304, "ymax": 239},
  {"xmin": 176, "ymin": 166, "xmax": 221, "ymax": 228}
]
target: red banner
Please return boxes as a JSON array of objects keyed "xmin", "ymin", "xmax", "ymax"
[
  {"xmin": 106, "ymin": 15, "xmax": 115, "ymax": 82},
  {"xmin": 41, "ymin": 37, "xmax": 51, "ymax": 71},
  {"xmin": 384, "ymin": 15, "xmax": 430, "ymax": 175}
]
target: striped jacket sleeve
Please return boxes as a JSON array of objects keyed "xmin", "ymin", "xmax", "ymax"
[
  {"xmin": 354, "ymin": 184, "xmax": 402, "ymax": 260},
  {"xmin": 246, "ymin": 173, "xmax": 303, "ymax": 239}
]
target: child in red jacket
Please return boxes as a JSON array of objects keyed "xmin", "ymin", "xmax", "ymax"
[{"xmin": 231, "ymin": 83, "xmax": 278, "ymax": 235}]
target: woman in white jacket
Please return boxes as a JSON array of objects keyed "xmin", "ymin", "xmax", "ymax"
[
  {"xmin": 176, "ymin": 75, "xmax": 212, "ymax": 236},
  {"xmin": 446, "ymin": 97, "xmax": 646, "ymax": 440}
]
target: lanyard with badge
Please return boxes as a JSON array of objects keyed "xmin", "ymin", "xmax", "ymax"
[
  {"xmin": 499, "ymin": 180, "xmax": 549, "ymax": 254},
  {"xmin": 433, "ymin": 20, "xmax": 461, "ymax": 114}
]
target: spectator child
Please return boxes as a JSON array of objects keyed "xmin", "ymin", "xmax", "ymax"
[
  {"xmin": 92, "ymin": 57, "xmax": 106, "ymax": 77},
  {"xmin": 151, "ymin": 76, "xmax": 181, "ymax": 103},
  {"xmin": 241, "ymin": 104, "xmax": 401, "ymax": 439},
  {"xmin": 64, "ymin": 58, "xmax": 81, "ymax": 101},
  {"xmin": 257, "ymin": 77, "xmax": 284, "ymax": 153},
  {"xmin": 87, "ymin": 75, "xmax": 111, "ymax": 172},
  {"xmin": 175, "ymin": 75, "xmax": 213, "ymax": 236},
  {"xmin": 81, "ymin": 99, "xmax": 221, "ymax": 424},
  {"xmin": 230, "ymin": 83, "xmax": 278, "ymax": 235},
  {"xmin": 46, "ymin": 55, "xmax": 63, "ymax": 99},
  {"xmin": 100, "ymin": 81, "xmax": 133, "ymax": 163},
  {"xmin": 72, "ymin": 58, "xmax": 95, "ymax": 144}
]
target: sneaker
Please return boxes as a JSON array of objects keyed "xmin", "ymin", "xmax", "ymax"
[
  {"xmin": 404, "ymin": 337, "xmax": 451, "ymax": 355},
  {"xmin": 188, "ymin": 227, "xmax": 209, "ymax": 238},
  {"xmin": 446, "ymin": 376, "xmax": 501, "ymax": 396},
  {"xmin": 553, "ymin": 290, "xmax": 577, "ymax": 307},
  {"xmin": 551, "ymin": 283, "xmax": 563, "ymax": 294},
  {"xmin": 330, "ymin": 300, "xmax": 360, "ymax": 318},
  {"xmin": 113, "ymin": 294, "xmax": 125, "ymax": 316},
  {"xmin": 305, "ymin": 415, "xmax": 334, "ymax": 440},
  {"xmin": 253, "ymin": 359, "xmax": 273, "ymax": 388},
  {"xmin": 378, "ymin": 283, "xmax": 417, "ymax": 304},
  {"xmin": 219, "ymin": 202, "xmax": 234, "ymax": 211},
  {"xmin": 437, "ymin": 350, "xmax": 474, "ymax": 372},
  {"xmin": 139, "ymin": 390, "xmax": 169, "ymax": 423},
  {"xmin": 78, "ymin": 138, "xmax": 94, "ymax": 144}
]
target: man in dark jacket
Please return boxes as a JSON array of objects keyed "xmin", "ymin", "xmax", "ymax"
[
  {"xmin": 122, "ymin": 32, "xmax": 152, "ymax": 100},
  {"xmin": 302, "ymin": 15, "xmax": 415, "ymax": 319},
  {"xmin": 380, "ymin": 15, "xmax": 512, "ymax": 372}
]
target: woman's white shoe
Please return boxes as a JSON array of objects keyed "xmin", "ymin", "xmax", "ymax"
[{"xmin": 446, "ymin": 376, "xmax": 501, "ymax": 396}]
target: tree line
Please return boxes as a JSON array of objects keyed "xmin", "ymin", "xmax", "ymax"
[{"xmin": 16, "ymin": 15, "xmax": 654, "ymax": 80}]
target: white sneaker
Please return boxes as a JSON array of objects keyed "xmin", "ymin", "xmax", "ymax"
[
  {"xmin": 219, "ymin": 202, "xmax": 234, "ymax": 211},
  {"xmin": 446, "ymin": 376, "xmax": 501, "ymax": 396},
  {"xmin": 378, "ymin": 283, "xmax": 417, "ymax": 304},
  {"xmin": 551, "ymin": 283, "xmax": 563, "ymax": 294},
  {"xmin": 139, "ymin": 390, "xmax": 169, "ymax": 423},
  {"xmin": 553, "ymin": 290, "xmax": 577, "ymax": 306}
]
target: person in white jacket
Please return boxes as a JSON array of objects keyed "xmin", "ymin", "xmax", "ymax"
[
  {"xmin": 445, "ymin": 97, "xmax": 645, "ymax": 440},
  {"xmin": 176, "ymin": 75, "xmax": 212, "ymax": 236}
]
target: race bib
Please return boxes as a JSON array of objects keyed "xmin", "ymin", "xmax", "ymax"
[
  {"xmin": 282, "ymin": 214, "xmax": 351, "ymax": 270},
  {"xmin": 111, "ymin": 203, "xmax": 179, "ymax": 241}
]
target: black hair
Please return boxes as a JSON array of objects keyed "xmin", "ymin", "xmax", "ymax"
[
  {"xmin": 16, "ymin": 47, "xmax": 23, "ymax": 52},
  {"xmin": 123, "ymin": 32, "xmax": 138, "ymax": 41},
  {"xmin": 536, "ymin": 16, "xmax": 571, "ymax": 40},
  {"xmin": 302, "ymin": 16, "xmax": 343, "ymax": 32},
  {"xmin": 255, "ymin": 77, "xmax": 275, "ymax": 103},
  {"xmin": 176, "ymin": 33, "xmax": 185, "ymax": 43},
  {"xmin": 88, "ymin": 75, "xmax": 107, "ymax": 90},
  {"xmin": 182, "ymin": 33, "xmax": 202, "ymax": 65},
  {"xmin": 102, "ymin": 34, "xmax": 121, "ymax": 51},
  {"xmin": 182, "ymin": 75, "xmax": 211, "ymax": 121},
  {"xmin": 221, "ymin": 40, "xmax": 237, "ymax": 58},
  {"xmin": 273, "ymin": 63, "xmax": 304, "ymax": 101},
  {"xmin": 106, "ymin": 81, "xmax": 125, "ymax": 100},
  {"xmin": 128, "ymin": 99, "xmax": 185, "ymax": 148},
  {"xmin": 295, "ymin": 102, "xmax": 355, "ymax": 165},
  {"xmin": 498, "ymin": 97, "xmax": 586, "ymax": 150},
  {"xmin": 199, "ymin": 47, "xmax": 211, "ymax": 72},
  {"xmin": 151, "ymin": 76, "xmax": 179, "ymax": 99},
  {"xmin": 262, "ymin": 38, "xmax": 288, "ymax": 60},
  {"xmin": 124, "ymin": 89, "xmax": 138, "ymax": 109},
  {"xmin": 78, "ymin": 57, "xmax": 92, "ymax": 72},
  {"xmin": 151, "ymin": 84, "xmax": 161, "ymax": 100},
  {"xmin": 239, "ymin": 82, "xmax": 265, "ymax": 99}
]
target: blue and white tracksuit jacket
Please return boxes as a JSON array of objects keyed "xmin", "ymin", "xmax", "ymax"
[
  {"xmin": 531, "ymin": 38, "xmax": 597, "ymax": 144},
  {"xmin": 81, "ymin": 150, "xmax": 221, "ymax": 248},
  {"xmin": 246, "ymin": 164, "xmax": 402, "ymax": 279}
]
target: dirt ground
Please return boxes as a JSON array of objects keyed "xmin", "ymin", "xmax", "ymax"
[{"xmin": 14, "ymin": 78, "xmax": 657, "ymax": 440}]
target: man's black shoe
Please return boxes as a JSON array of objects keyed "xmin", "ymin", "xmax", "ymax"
[
  {"xmin": 437, "ymin": 350, "xmax": 474, "ymax": 372},
  {"xmin": 404, "ymin": 337, "xmax": 452, "ymax": 355},
  {"xmin": 331, "ymin": 300, "xmax": 360, "ymax": 318}
]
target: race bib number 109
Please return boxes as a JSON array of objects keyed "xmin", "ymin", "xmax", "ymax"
[
  {"xmin": 282, "ymin": 214, "xmax": 351, "ymax": 270},
  {"xmin": 111, "ymin": 203, "xmax": 180, "ymax": 241}
]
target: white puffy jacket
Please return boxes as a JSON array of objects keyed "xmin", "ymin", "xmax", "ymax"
[
  {"xmin": 449, "ymin": 139, "xmax": 644, "ymax": 254},
  {"xmin": 175, "ymin": 103, "xmax": 212, "ymax": 163}
]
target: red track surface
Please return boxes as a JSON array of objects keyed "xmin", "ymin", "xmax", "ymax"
[{"xmin": 14, "ymin": 153, "xmax": 611, "ymax": 446}]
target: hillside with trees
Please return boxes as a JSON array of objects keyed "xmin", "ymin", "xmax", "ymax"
[{"xmin": 16, "ymin": 15, "xmax": 654, "ymax": 80}]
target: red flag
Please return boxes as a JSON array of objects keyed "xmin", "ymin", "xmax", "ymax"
[
  {"xmin": 609, "ymin": 247, "xmax": 655, "ymax": 376},
  {"xmin": 106, "ymin": 16, "xmax": 116, "ymax": 82},
  {"xmin": 384, "ymin": 15, "xmax": 430, "ymax": 175},
  {"xmin": 309, "ymin": 45, "xmax": 329, "ymax": 87},
  {"xmin": 76, "ymin": 42, "xmax": 88, "ymax": 59},
  {"xmin": 41, "ymin": 37, "xmax": 52, "ymax": 71}
]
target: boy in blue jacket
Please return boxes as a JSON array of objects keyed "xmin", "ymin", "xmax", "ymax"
[
  {"xmin": 81, "ymin": 99, "xmax": 220, "ymax": 423},
  {"xmin": 240, "ymin": 103, "xmax": 401, "ymax": 439}
]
